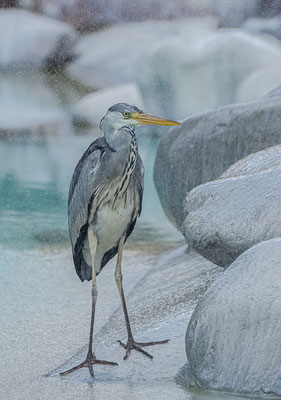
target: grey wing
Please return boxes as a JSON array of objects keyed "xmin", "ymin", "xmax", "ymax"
[
  {"xmin": 68, "ymin": 136, "xmax": 107, "ymax": 281},
  {"xmin": 133, "ymin": 152, "xmax": 144, "ymax": 218}
]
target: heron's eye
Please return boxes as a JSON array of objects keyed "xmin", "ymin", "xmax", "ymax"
[{"xmin": 123, "ymin": 112, "xmax": 130, "ymax": 118}]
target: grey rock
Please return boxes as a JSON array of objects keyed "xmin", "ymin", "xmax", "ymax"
[
  {"xmin": 0, "ymin": 9, "xmax": 77, "ymax": 70},
  {"xmin": 257, "ymin": 0, "xmax": 281, "ymax": 18},
  {"xmin": 20, "ymin": 0, "xmax": 214, "ymax": 30},
  {"xmin": 180, "ymin": 238, "xmax": 281, "ymax": 397},
  {"xmin": 183, "ymin": 145, "xmax": 281, "ymax": 267},
  {"xmin": 66, "ymin": 17, "xmax": 217, "ymax": 89},
  {"xmin": 154, "ymin": 95, "xmax": 281, "ymax": 229},
  {"xmin": 212, "ymin": 0, "xmax": 259, "ymax": 27},
  {"xmin": 213, "ymin": 0, "xmax": 281, "ymax": 27},
  {"xmin": 265, "ymin": 85, "xmax": 281, "ymax": 98},
  {"xmin": 176, "ymin": 362, "xmax": 197, "ymax": 388},
  {"xmin": 221, "ymin": 143, "xmax": 281, "ymax": 178}
]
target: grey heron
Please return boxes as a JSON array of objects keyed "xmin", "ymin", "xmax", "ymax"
[{"xmin": 61, "ymin": 103, "xmax": 180, "ymax": 377}]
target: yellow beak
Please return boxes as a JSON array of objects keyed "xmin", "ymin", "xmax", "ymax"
[{"xmin": 132, "ymin": 112, "xmax": 180, "ymax": 126}]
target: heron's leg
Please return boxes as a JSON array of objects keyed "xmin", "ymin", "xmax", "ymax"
[
  {"xmin": 87, "ymin": 229, "xmax": 98, "ymax": 360},
  {"xmin": 60, "ymin": 229, "xmax": 118, "ymax": 377},
  {"xmin": 115, "ymin": 236, "xmax": 169, "ymax": 361}
]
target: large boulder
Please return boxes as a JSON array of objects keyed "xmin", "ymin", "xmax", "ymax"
[
  {"xmin": 136, "ymin": 30, "xmax": 281, "ymax": 121},
  {"xmin": 154, "ymin": 94, "xmax": 281, "ymax": 229},
  {"xmin": 0, "ymin": 9, "xmax": 77, "ymax": 70},
  {"xmin": 220, "ymin": 143, "xmax": 281, "ymax": 178},
  {"xmin": 21, "ymin": 0, "xmax": 214, "ymax": 30},
  {"xmin": 177, "ymin": 238, "xmax": 281, "ymax": 397},
  {"xmin": 66, "ymin": 17, "xmax": 217, "ymax": 89},
  {"xmin": 183, "ymin": 145, "xmax": 281, "ymax": 267}
]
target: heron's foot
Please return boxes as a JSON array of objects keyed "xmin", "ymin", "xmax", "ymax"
[
  {"xmin": 118, "ymin": 337, "xmax": 170, "ymax": 360},
  {"xmin": 60, "ymin": 352, "xmax": 118, "ymax": 377}
]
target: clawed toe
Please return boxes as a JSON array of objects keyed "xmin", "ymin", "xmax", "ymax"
[
  {"xmin": 136, "ymin": 339, "xmax": 170, "ymax": 347},
  {"xmin": 118, "ymin": 337, "xmax": 169, "ymax": 360},
  {"xmin": 60, "ymin": 355, "xmax": 118, "ymax": 377}
]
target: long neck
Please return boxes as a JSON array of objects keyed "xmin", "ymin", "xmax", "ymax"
[
  {"xmin": 99, "ymin": 121, "xmax": 138, "ymax": 179},
  {"xmin": 123, "ymin": 130, "xmax": 137, "ymax": 178},
  {"xmin": 116, "ymin": 128, "xmax": 137, "ymax": 180},
  {"xmin": 103, "ymin": 127, "xmax": 138, "ymax": 201},
  {"xmin": 101, "ymin": 118, "xmax": 126, "ymax": 151},
  {"xmin": 113, "ymin": 135, "xmax": 137, "ymax": 200}
]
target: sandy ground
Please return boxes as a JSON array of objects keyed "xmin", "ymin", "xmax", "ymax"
[{"xmin": 1, "ymin": 238, "xmax": 244, "ymax": 400}]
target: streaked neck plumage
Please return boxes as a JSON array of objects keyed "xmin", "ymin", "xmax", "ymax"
[{"xmin": 98, "ymin": 123, "xmax": 138, "ymax": 208}]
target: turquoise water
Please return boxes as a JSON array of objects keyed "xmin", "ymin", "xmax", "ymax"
[
  {"xmin": 0, "ymin": 133, "xmax": 174, "ymax": 250},
  {"xmin": 0, "ymin": 72, "xmax": 178, "ymax": 251}
]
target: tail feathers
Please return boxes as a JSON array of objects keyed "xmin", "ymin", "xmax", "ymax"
[
  {"xmin": 73, "ymin": 253, "xmax": 92, "ymax": 282},
  {"xmin": 73, "ymin": 223, "xmax": 91, "ymax": 281},
  {"xmin": 72, "ymin": 218, "xmax": 138, "ymax": 281}
]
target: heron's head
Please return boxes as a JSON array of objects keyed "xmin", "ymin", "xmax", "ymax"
[{"xmin": 100, "ymin": 103, "xmax": 180, "ymax": 132}]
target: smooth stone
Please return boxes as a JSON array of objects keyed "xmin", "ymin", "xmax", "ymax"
[
  {"xmin": 66, "ymin": 17, "xmax": 217, "ymax": 89},
  {"xmin": 265, "ymin": 85, "xmax": 281, "ymax": 98},
  {"xmin": 0, "ymin": 9, "xmax": 77, "ymax": 70},
  {"xmin": 183, "ymin": 145, "xmax": 281, "ymax": 267},
  {"xmin": 179, "ymin": 238, "xmax": 281, "ymax": 397},
  {"xmin": 221, "ymin": 143, "xmax": 281, "ymax": 178},
  {"xmin": 72, "ymin": 84, "xmax": 144, "ymax": 126},
  {"xmin": 154, "ymin": 93, "xmax": 281, "ymax": 230}
]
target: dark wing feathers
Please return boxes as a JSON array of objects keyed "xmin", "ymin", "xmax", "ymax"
[
  {"xmin": 68, "ymin": 136, "xmax": 106, "ymax": 208},
  {"xmin": 68, "ymin": 137, "xmax": 106, "ymax": 281}
]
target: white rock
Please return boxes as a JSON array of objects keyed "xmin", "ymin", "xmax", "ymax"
[
  {"xmin": 237, "ymin": 65, "xmax": 281, "ymax": 102},
  {"xmin": 66, "ymin": 17, "xmax": 218, "ymax": 89},
  {"xmin": 136, "ymin": 29, "xmax": 281, "ymax": 120},
  {"xmin": 178, "ymin": 238, "xmax": 281, "ymax": 396},
  {"xmin": 20, "ymin": 0, "xmax": 214, "ymax": 30},
  {"xmin": 73, "ymin": 84, "xmax": 144, "ymax": 126},
  {"xmin": 0, "ymin": 73, "xmax": 66, "ymax": 130},
  {"xmin": 0, "ymin": 9, "xmax": 77, "ymax": 69}
]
